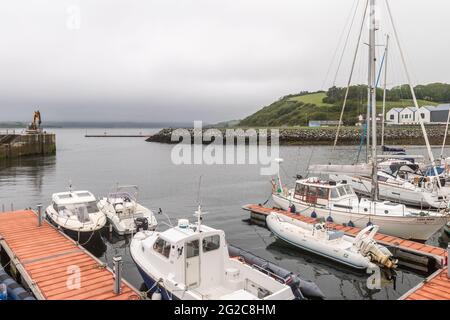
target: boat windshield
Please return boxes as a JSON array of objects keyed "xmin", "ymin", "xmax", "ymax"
[{"xmin": 58, "ymin": 201, "xmax": 98, "ymax": 214}]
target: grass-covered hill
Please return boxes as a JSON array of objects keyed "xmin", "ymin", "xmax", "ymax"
[{"xmin": 238, "ymin": 83, "xmax": 447, "ymax": 127}]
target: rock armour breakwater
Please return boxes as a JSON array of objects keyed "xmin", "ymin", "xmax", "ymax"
[{"xmin": 146, "ymin": 126, "xmax": 450, "ymax": 146}]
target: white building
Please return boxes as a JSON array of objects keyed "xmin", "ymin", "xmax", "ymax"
[
  {"xmin": 399, "ymin": 107, "xmax": 417, "ymax": 124},
  {"xmin": 385, "ymin": 105, "xmax": 450, "ymax": 125},
  {"xmin": 386, "ymin": 108, "xmax": 402, "ymax": 124}
]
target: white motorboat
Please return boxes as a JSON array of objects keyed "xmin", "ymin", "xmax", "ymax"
[
  {"xmin": 266, "ymin": 212, "xmax": 397, "ymax": 270},
  {"xmin": 130, "ymin": 206, "xmax": 295, "ymax": 300},
  {"xmin": 272, "ymin": 177, "xmax": 449, "ymax": 241},
  {"xmin": 97, "ymin": 185, "xmax": 157, "ymax": 235},
  {"xmin": 331, "ymin": 171, "xmax": 449, "ymax": 210},
  {"xmin": 46, "ymin": 190, "xmax": 107, "ymax": 239}
]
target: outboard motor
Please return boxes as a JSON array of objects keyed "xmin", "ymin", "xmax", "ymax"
[{"xmin": 135, "ymin": 217, "xmax": 149, "ymax": 231}]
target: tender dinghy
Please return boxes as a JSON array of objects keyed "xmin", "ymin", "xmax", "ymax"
[
  {"xmin": 46, "ymin": 190, "xmax": 107, "ymax": 239},
  {"xmin": 130, "ymin": 206, "xmax": 295, "ymax": 300},
  {"xmin": 266, "ymin": 212, "xmax": 397, "ymax": 270},
  {"xmin": 98, "ymin": 185, "xmax": 157, "ymax": 235}
]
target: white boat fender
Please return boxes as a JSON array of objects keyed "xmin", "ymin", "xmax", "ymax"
[{"xmin": 151, "ymin": 289, "xmax": 162, "ymax": 300}]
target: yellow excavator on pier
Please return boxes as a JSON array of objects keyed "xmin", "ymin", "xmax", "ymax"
[{"xmin": 26, "ymin": 110, "xmax": 42, "ymax": 134}]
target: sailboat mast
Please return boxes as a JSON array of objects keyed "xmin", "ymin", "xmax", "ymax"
[
  {"xmin": 381, "ymin": 34, "xmax": 389, "ymax": 148},
  {"xmin": 369, "ymin": 0, "xmax": 379, "ymax": 200}
]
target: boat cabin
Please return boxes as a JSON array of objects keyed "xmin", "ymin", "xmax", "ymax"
[
  {"xmin": 294, "ymin": 178, "xmax": 356, "ymax": 206},
  {"xmin": 51, "ymin": 191, "xmax": 99, "ymax": 221},
  {"xmin": 135, "ymin": 218, "xmax": 290, "ymax": 299}
]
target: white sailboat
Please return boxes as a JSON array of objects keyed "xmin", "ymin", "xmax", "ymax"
[
  {"xmin": 266, "ymin": 212, "xmax": 397, "ymax": 270},
  {"xmin": 130, "ymin": 206, "xmax": 295, "ymax": 300},
  {"xmin": 272, "ymin": 176, "xmax": 448, "ymax": 240},
  {"xmin": 329, "ymin": 0, "xmax": 450, "ymax": 209},
  {"xmin": 270, "ymin": 0, "xmax": 450, "ymax": 240}
]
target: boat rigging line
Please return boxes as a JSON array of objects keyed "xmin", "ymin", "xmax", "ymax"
[{"xmin": 332, "ymin": 0, "xmax": 369, "ymax": 153}]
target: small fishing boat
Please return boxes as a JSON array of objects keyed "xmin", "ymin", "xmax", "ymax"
[
  {"xmin": 46, "ymin": 190, "xmax": 107, "ymax": 240},
  {"xmin": 97, "ymin": 185, "xmax": 157, "ymax": 235},
  {"xmin": 266, "ymin": 212, "xmax": 397, "ymax": 270},
  {"xmin": 130, "ymin": 206, "xmax": 295, "ymax": 300},
  {"xmin": 272, "ymin": 176, "xmax": 449, "ymax": 240}
]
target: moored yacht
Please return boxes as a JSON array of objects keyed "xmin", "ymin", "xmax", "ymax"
[
  {"xmin": 46, "ymin": 190, "xmax": 107, "ymax": 240},
  {"xmin": 331, "ymin": 171, "xmax": 449, "ymax": 210},
  {"xmin": 130, "ymin": 206, "xmax": 295, "ymax": 300},
  {"xmin": 272, "ymin": 177, "xmax": 449, "ymax": 241}
]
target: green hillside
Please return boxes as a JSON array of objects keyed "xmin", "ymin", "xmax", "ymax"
[{"xmin": 239, "ymin": 84, "xmax": 445, "ymax": 127}]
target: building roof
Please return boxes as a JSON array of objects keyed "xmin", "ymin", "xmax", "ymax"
[
  {"xmin": 430, "ymin": 104, "xmax": 450, "ymax": 112},
  {"xmin": 388, "ymin": 108, "xmax": 403, "ymax": 113}
]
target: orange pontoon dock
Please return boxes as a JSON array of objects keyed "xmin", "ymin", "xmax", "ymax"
[
  {"xmin": 243, "ymin": 204, "xmax": 449, "ymax": 300},
  {"xmin": 0, "ymin": 210, "xmax": 141, "ymax": 300},
  {"xmin": 400, "ymin": 267, "xmax": 449, "ymax": 300}
]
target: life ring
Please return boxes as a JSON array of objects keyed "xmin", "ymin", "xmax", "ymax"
[{"xmin": 424, "ymin": 181, "xmax": 434, "ymax": 191}]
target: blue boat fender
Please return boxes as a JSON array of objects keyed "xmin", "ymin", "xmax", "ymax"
[{"xmin": 0, "ymin": 269, "xmax": 36, "ymax": 300}]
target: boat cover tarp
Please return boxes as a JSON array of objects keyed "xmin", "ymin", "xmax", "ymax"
[{"xmin": 228, "ymin": 244, "xmax": 325, "ymax": 300}]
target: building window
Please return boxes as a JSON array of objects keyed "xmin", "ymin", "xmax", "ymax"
[
  {"xmin": 421, "ymin": 113, "xmax": 425, "ymax": 119},
  {"xmin": 390, "ymin": 115, "xmax": 394, "ymax": 120}
]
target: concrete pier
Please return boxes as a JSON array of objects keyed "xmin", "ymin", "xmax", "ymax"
[{"xmin": 0, "ymin": 132, "xmax": 56, "ymax": 160}]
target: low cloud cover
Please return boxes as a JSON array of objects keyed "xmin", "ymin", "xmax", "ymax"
[{"xmin": 0, "ymin": 0, "xmax": 448, "ymax": 123}]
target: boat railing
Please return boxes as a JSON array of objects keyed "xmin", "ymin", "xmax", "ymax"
[{"xmin": 250, "ymin": 264, "xmax": 288, "ymax": 285}]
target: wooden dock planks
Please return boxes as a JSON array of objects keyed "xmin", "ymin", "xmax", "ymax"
[
  {"xmin": 402, "ymin": 268, "xmax": 450, "ymax": 300},
  {"xmin": 0, "ymin": 210, "xmax": 140, "ymax": 300}
]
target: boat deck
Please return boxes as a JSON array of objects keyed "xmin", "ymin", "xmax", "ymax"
[{"xmin": 0, "ymin": 210, "xmax": 141, "ymax": 300}]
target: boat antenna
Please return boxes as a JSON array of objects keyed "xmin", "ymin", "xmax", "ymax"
[{"xmin": 194, "ymin": 175, "xmax": 207, "ymax": 232}]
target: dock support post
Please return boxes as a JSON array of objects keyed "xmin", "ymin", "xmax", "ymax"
[
  {"xmin": 1, "ymin": 204, "xmax": 4, "ymax": 212},
  {"xmin": 37, "ymin": 204, "xmax": 42, "ymax": 227},
  {"xmin": 113, "ymin": 256, "xmax": 123, "ymax": 294},
  {"xmin": 10, "ymin": 203, "xmax": 13, "ymax": 211},
  {"xmin": 448, "ymin": 244, "xmax": 449, "ymax": 278}
]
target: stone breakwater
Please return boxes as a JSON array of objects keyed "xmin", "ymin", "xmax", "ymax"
[
  {"xmin": 146, "ymin": 126, "xmax": 450, "ymax": 146},
  {"xmin": 0, "ymin": 132, "xmax": 56, "ymax": 160}
]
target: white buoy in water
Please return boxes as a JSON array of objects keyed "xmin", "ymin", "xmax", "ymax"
[{"xmin": 151, "ymin": 291, "xmax": 162, "ymax": 300}]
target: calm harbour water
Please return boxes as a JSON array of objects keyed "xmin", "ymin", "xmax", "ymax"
[{"xmin": 0, "ymin": 128, "xmax": 449, "ymax": 300}]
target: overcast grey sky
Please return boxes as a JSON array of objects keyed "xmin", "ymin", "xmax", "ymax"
[{"xmin": 0, "ymin": 0, "xmax": 448, "ymax": 123}]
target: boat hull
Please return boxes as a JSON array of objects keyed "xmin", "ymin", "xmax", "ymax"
[
  {"xmin": 272, "ymin": 194, "xmax": 448, "ymax": 241},
  {"xmin": 266, "ymin": 214, "xmax": 372, "ymax": 270},
  {"xmin": 133, "ymin": 261, "xmax": 177, "ymax": 300}
]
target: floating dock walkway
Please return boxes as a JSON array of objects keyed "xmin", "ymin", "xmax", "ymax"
[
  {"xmin": 243, "ymin": 204, "xmax": 449, "ymax": 300},
  {"xmin": 0, "ymin": 210, "xmax": 140, "ymax": 300}
]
